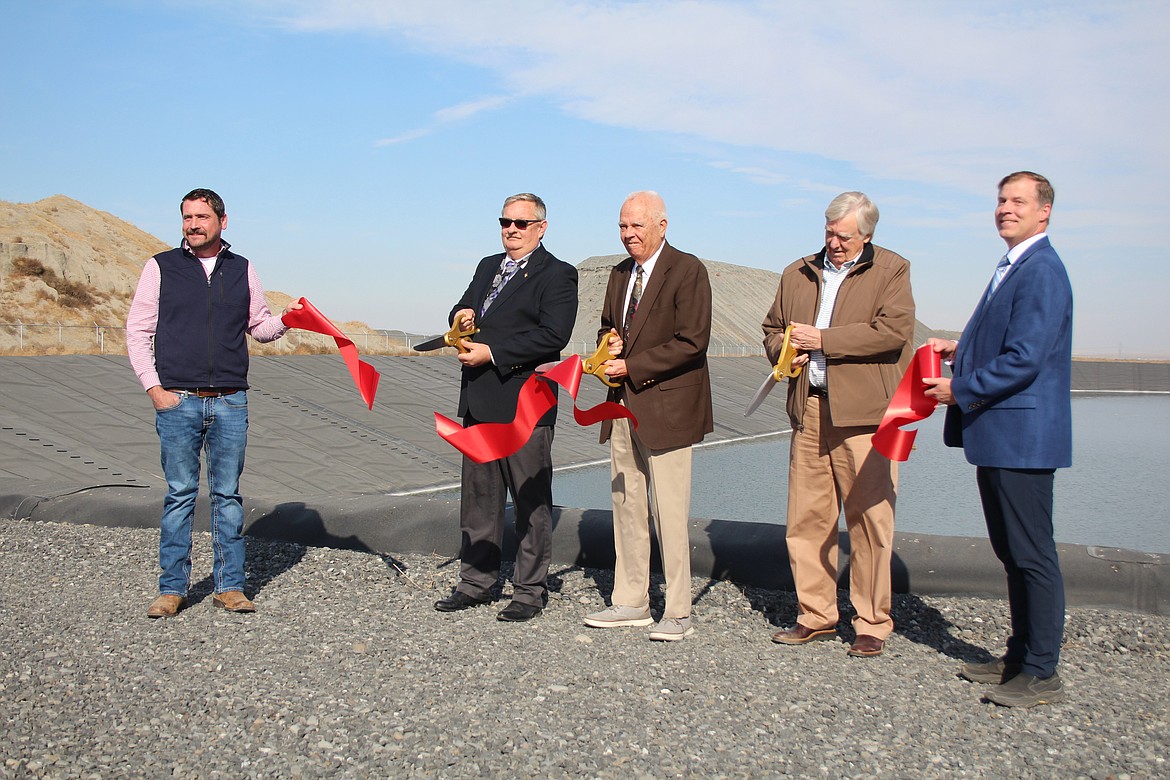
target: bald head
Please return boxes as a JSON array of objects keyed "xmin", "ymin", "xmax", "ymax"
[{"xmin": 619, "ymin": 191, "xmax": 668, "ymax": 264}]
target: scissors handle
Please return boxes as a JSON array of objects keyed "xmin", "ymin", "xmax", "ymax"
[
  {"xmin": 582, "ymin": 335, "xmax": 622, "ymax": 387},
  {"xmin": 444, "ymin": 321, "xmax": 480, "ymax": 353},
  {"xmin": 772, "ymin": 325, "xmax": 803, "ymax": 381}
]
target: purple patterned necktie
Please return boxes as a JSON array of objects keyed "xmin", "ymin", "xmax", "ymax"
[{"xmin": 481, "ymin": 259, "xmax": 519, "ymax": 316}]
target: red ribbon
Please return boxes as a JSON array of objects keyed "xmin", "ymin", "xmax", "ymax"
[
  {"xmin": 872, "ymin": 345, "xmax": 942, "ymax": 462},
  {"xmin": 281, "ymin": 297, "xmax": 381, "ymax": 410},
  {"xmin": 436, "ymin": 355, "xmax": 637, "ymax": 464}
]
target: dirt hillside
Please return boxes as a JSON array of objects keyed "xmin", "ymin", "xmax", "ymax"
[{"xmin": 0, "ymin": 195, "xmax": 382, "ymax": 355}]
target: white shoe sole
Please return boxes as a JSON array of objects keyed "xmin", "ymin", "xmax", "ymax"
[
  {"xmin": 649, "ymin": 626, "xmax": 695, "ymax": 641},
  {"xmin": 583, "ymin": 616, "xmax": 654, "ymax": 628}
]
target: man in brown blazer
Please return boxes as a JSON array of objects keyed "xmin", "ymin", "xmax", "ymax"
[{"xmin": 583, "ymin": 191, "xmax": 713, "ymax": 641}]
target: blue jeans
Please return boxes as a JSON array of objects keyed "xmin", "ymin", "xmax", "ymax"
[{"xmin": 155, "ymin": 391, "xmax": 249, "ymax": 596}]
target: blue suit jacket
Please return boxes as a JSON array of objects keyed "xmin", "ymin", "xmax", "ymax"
[{"xmin": 944, "ymin": 236, "xmax": 1073, "ymax": 469}]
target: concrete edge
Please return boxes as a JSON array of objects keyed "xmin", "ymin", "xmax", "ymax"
[{"xmin": 2, "ymin": 480, "xmax": 1166, "ymax": 616}]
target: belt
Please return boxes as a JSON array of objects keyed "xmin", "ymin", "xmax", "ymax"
[
  {"xmin": 167, "ymin": 388, "xmax": 240, "ymax": 398},
  {"xmin": 807, "ymin": 385, "xmax": 827, "ymax": 398}
]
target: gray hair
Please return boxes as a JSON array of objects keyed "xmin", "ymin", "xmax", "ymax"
[
  {"xmin": 502, "ymin": 193, "xmax": 547, "ymax": 221},
  {"xmin": 825, "ymin": 192, "xmax": 879, "ymax": 237},
  {"xmin": 623, "ymin": 190, "xmax": 667, "ymax": 222}
]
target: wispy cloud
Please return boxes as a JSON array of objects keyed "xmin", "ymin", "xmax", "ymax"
[
  {"xmin": 709, "ymin": 161, "xmax": 787, "ymax": 187},
  {"xmin": 255, "ymin": 1, "xmax": 1170, "ymax": 207},
  {"xmin": 433, "ymin": 95, "xmax": 511, "ymax": 124},
  {"xmin": 373, "ymin": 127, "xmax": 433, "ymax": 147},
  {"xmin": 374, "ymin": 94, "xmax": 512, "ymax": 147}
]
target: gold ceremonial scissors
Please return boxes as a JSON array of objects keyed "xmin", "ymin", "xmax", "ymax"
[
  {"xmin": 443, "ymin": 320, "xmax": 480, "ymax": 353},
  {"xmin": 582, "ymin": 334, "xmax": 621, "ymax": 388},
  {"xmin": 772, "ymin": 324, "xmax": 803, "ymax": 380}
]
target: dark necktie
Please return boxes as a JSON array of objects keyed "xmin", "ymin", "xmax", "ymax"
[
  {"xmin": 623, "ymin": 265, "xmax": 644, "ymax": 339},
  {"xmin": 481, "ymin": 259, "xmax": 519, "ymax": 316}
]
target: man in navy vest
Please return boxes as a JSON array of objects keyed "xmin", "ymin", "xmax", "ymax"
[
  {"xmin": 127, "ymin": 189, "xmax": 300, "ymax": 619},
  {"xmin": 925, "ymin": 172, "xmax": 1073, "ymax": 707}
]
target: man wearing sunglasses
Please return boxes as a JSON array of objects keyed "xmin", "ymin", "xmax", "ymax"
[
  {"xmin": 584, "ymin": 190, "xmax": 713, "ymax": 641},
  {"xmin": 433, "ymin": 193, "xmax": 578, "ymax": 622}
]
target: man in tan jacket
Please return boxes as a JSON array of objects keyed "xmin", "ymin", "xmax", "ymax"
[{"xmin": 762, "ymin": 192, "xmax": 914, "ymax": 657}]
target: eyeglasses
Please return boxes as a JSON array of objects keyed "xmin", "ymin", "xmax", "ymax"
[{"xmin": 499, "ymin": 218, "xmax": 544, "ymax": 230}]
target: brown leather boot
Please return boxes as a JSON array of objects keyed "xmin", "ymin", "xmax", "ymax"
[
  {"xmin": 212, "ymin": 590, "xmax": 256, "ymax": 613},
  {"xmin": 146, "ymin": 594, "xmax": 186, "ymax": 619}
]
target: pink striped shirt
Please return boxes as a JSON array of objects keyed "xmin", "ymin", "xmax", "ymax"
[{"xmin": 126, "ymin": 250, "xmax": 288, "ymax": 391}]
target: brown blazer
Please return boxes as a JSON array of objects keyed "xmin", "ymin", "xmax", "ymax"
[{"xmin": 597, "ymin": 243, "xmax": 713, "ymax": 450}]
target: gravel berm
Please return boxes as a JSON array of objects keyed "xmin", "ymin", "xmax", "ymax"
[{"xmin": 2, "ymin": 519, "xmax": 1167, "ymax": 779}]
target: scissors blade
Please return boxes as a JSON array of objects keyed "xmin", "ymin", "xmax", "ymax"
[
  {"xmin": 744, "ymin": 372, "xmax": 779, "ymax": 417},
  {"xmin": 534, "ymin": 361, "xmax": 561, "ymax": 374},
  {"xmin": 412, "ymin": 334, "xmax": 449, "ymax": 352}
]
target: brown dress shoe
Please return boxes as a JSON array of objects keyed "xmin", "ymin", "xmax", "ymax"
[
  {"xmin": 146, "ymin": 594, "xmax": 186, "ymax": 619},
  {"xmin": 213, "ymin": 591, "xmax": 256, "ymax": 613},
  {"xmin": 772, "ymin": 624, "xmax": 837, "ymax": 644},
  {"xmin": 848, "ymin": 635, "xmax": 885, "ymax": 657}
]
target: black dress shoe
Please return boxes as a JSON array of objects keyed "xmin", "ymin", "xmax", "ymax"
[
  {"xmin": 497, "ymin": 601, "xmax": 543, "ymax": 622},
  {"xmin": 434, "ymin": 591, "xmax": 491, "ymax": 612}
]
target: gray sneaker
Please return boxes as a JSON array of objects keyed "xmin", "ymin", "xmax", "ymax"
[
  {"xmin": 583, "ymin": 604, "xmax": 653, "ymax": 628},
  {"xmin": 984, "ymin": 671, "xmax": 1065, "ymax": 708},
  {"xmin": 959, "ymin": 657, "xmax": 1022, "ymax": 685},
  {"xmin": 649, "ymin": 616, "xmax": 694, "ymax": 642}
]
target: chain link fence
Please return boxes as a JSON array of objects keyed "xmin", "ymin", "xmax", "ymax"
[
  {"xmin": 2, "ymin": 324, "xmax": 766, "ymax": 357},
  {"xmin": 0, "ymin": 323, "xmax": 436, "ymax": 356}
]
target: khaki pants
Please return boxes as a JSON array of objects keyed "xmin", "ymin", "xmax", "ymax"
[
  {"xmin": 608, "ymin": 417, "xmax": 694, "ymax": 619},
  {"xmin": 786, "ymin": 396, "xmax": 897, "ymax": 639}
]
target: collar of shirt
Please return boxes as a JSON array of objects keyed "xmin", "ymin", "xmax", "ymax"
[
  {"xmin": 504, "ymin": 244, "xmax": 538, "ymax": 269},
  {"xmin": 622, "ymin": 242, "xmax": 664, "ymax": 320},
  {"xmin": 822, "ymin": 253, "xmax": 859, "ymax": 277},
  {"xmin": 1005, "ymin": 232, "xmax": 1047, "ymax": 266},
  {"xmin": 632, "ymin": 241, "xmax": 664, "ymax": 280},
  {"xmin": 182, "ymin": 238, "xmax": 231, "ymax": 257}
]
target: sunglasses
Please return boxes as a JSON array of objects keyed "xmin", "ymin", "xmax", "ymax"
[{"xmin": 499, "ymin": 218, "xmax": 544, "ymax": 230}]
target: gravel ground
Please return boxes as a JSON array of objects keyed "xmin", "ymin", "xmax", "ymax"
[{"xmin": 1, "ymin": 519, "xmax": 1167, "ymax": 779}]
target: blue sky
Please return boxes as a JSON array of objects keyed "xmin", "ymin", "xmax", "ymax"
[{"xmin": 3, "ymin": 0, "xmax": 1168, "ymax": 357}]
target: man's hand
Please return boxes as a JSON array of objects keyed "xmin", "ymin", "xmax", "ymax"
[
  {"xmin": 788, "ymin": 322, "xmax": 822, "ymax": 351},
  {"xmin": 282, "ymin": 300, "xmax": 304, "ymax": 317},
  {"xmin": 146, "ymin": 385, "xmax": 181, "ymax": 411},
  {"xmin": 453, "ymin": 308, "xmax": 476, "ymax": 332},
  {"xmin": 604, "ymin": 358, "xmax": 628, "ymax": 379},
  {"xmin": 790, "ymin": 352, "xmax": 810, "ymax": 367},
  {"xmin": 604, "ymin": 328, "xmax": 623, "ymax": 356},
  {"xmin": 457, "ymin": 340, "xmax": 492, "ymax": 367},
  {"xmin": 926, "ymin": 337, "xmax": 958, "ymax": 361},
  {"xmin": 923, "ymin": 376, "xmax": 955, "ymax": 405}
]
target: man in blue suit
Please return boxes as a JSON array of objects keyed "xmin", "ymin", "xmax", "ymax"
[{"xmin": 924, "ymin": 171, "xmax": 1073, "ymax": 708}]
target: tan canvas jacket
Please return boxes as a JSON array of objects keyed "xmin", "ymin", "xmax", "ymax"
[{"xmin": 762, "ymin": 243, "xmax": 915, "ymax": 430}]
